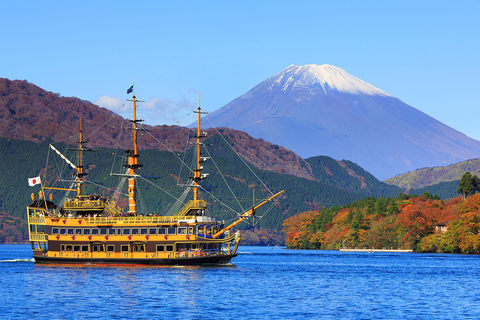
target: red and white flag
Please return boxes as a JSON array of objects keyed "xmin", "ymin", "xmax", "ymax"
[{"xmin": 28, "ymin": 176, "xmax": 41, "ymax": 187}]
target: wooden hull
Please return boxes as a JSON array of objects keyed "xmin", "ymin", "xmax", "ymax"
[{"xmin": 33, "ymin": 254, "xmax": 236, "ymax": 266}]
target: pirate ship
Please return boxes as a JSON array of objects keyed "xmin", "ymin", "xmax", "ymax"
[{"xmin": 26, "ymin": 85, "xmax": 283, "ymax": 265}]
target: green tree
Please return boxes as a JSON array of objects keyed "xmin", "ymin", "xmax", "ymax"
[
  {"xmin": 473, "ymin": 175, "xmax": 480, "ymax": 193},
  {"xmin": 458, "ymin": 172, "xmax": 477, "ymax": 199}
]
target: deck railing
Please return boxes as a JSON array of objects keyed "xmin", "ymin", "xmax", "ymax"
[
  {"xmin": 29, "ymin": 233, "xmax": 47, "ymax": 242},
  {"xmin": 63, "ymin": 200, "xmax": 105, "ymax": 211},
  {"xmin": 30, "ymin": 214, "xmax": 217, "ymax": 225},
  {"xmin": 28, "ymin": 217, "xmax": 46, "ymax": 225},
  {"xmin": 81, "ymin": 215, "xmax": 202, "ymax": 225}
]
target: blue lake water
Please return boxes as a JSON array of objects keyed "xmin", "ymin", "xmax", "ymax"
[{"xmin": 1, "ymin": 244, "xmax": 479, "ymax": 319}]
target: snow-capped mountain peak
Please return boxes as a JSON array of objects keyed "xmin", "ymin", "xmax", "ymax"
[
  {"xmin": 268, "ymin": 64, "xmax": 391, "ymax": 96},
  {"xmin": 204, "ymin": 63, "xmax": 480, "ymax": 179}
]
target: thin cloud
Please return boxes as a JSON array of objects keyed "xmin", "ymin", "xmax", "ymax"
[
  {"xmin": 95, "ymin": 96, "xmax": 124, "ymax": 112},
  {"xmin": 95, "ymin": 94, "xmax": 196, "ymax": 126},
  {"xmin": 141, "ymin": 97, "xmax": 195, "ymax": 126}
]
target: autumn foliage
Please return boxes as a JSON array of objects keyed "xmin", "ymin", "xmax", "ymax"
[{"xmin": 283, "ymin": 193, "xmax": 480, "ymax": 253}]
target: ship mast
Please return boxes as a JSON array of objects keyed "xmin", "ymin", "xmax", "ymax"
[
  {"xmin": 76, "ymin": 118, "xmax": 86, "ymax": 197},
  {"xmin": 192, "ymin": 95, "xmax": 208, "ymax": 202},
  {"xmin": 126, "ymin": 84, "xmax": 143, "ymax": 214}
]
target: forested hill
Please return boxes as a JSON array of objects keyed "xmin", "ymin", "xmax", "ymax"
[{"xmin": 0, "ymin": 78, "xmax": 312, "ymax": 180}]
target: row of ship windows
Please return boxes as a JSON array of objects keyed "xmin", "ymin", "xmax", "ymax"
[
  {"xmin": 60, "ymin": 243, "xmax": 220, "ymax": 253},
  {"xmin": 61, "ymin": 244, "xmax": 172, "ymax": 253},
  {"xmin": 50, "ymin": 226, "xmax": 195, "ymax": 236}
]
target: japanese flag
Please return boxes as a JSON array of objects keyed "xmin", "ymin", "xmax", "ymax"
[{"xmin": 28, "ymin": 176, "xmax": 41, "ymax": 187}]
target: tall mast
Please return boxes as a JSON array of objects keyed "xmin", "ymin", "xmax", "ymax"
[
  {"xmin": 126, "ymin": 83, "xmax": 143, "ymax": 214},
  {"xmin": 192, "ymin": 94, "xmax": 208, "ymax": 202},
  {"xmin": 67, "ymin": 118, "xmax": 91, "ymax": 197},
  {"xmin": 76, "ymin": 118, "xmax": 85, "ymax": 197}
]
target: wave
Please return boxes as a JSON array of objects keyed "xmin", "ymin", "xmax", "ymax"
[{"xmin": 0, "ymin": 258, "xmax": 35, "ymax": 263}]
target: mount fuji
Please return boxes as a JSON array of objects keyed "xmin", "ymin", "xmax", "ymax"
[{"xmin": 203, "ymin": 64, "xmax": 480, "ymax": 179}]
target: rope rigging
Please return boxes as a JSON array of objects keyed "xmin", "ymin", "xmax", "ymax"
[
  {"xmin": 39, "ymin": 93, "xmax": 282, "ymax": 225},
  {"xmin": 205, "ymin": 116, "xmax": 275, "ymax": 197}
]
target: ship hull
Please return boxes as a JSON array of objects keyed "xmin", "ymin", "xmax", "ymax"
[{"xmin": 33, "ymin": 254, "xmax": 236, "ymax": 266}]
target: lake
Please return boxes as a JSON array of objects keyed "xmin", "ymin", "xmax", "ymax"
[{"xmin": 1, "ymin": 244, "xmax": 479, "ymax": 319}]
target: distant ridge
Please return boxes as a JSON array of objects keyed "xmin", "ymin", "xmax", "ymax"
[
  {"xmin": 203, "ymin": 64, "xmax": 480, "ymax": 179},
  {"xmin": 385, "ymin": 158, "xmax": 480, "ymax": 190}
]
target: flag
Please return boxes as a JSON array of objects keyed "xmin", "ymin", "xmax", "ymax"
[
  {"xmin": 127, "ymin": 85, "xmax": 133, "ymax": 94},
  {"xmin": 28, "ymin": 176, "xmax": 41, "ymax": 187}
]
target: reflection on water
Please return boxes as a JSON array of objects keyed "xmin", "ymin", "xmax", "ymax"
[{"xmin": 0, "ymin": 244, "xmax": 479, "ymax": 319}]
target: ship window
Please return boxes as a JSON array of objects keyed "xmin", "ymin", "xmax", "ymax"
[
  {"xmin": 100, "ymin": 228, "xmax": 107, "ymax": 235},
  {"xmin": 149, "ymin": 228, "xmax": 157, "ymax": 235},
  {"xmin": 132, "ymin": 228, "xmax": 139, "ymax": 235},
  {"xmin": 177, "ymin": 227, "xmax": 187, "ymax": 235},
  {"xmin": 123, "ymin": 229, "xmax": 130, "ymax": 235},
  {"xmin": 73, "ymin": 245, "xmax": 81, "ymax": 252},
  {"xmin": 109, "ymin": 228, "xmax": 116, "ymax": 235},
  {"xmin": 67, "ymin": 229, "xmax": 74, "ymax": 235},
  {"xmin": 61, "ymin": 244, "xmax": 65, "ymax": 251},
  {"xmin": 66, "ymin": 245, "xmax": 73, "ymax": 252},
  {"xmin": 121, "ymin": 245, "xmax": 129, "ymax": 252},
  {"xmin": 106, "ymin": 245, "xmax": 115, "ymax": 252},
  {"xmin": 140, "ymin": 228, "xmax": 148, "ymax": 235},
  {"xmin": 188, "ymin": 227, "xmax": 194, "ymax": 234},
  {"xmin": 167, "ymin": 227, "xmax": 176, "ymax": 235},
  {"xmin": 52, "ymin": 228, "xmax": 58, "ymax": 235},
  {"xmin": 91, "ymin": 243, "xmax": 105, "ymax": 252},
  {"xmin": 132, "ymin": 243, "xmax": 145, "ymax": 252},
  {"xmin": 166, "ymin": 245, "xmax": 173, "ymax": 252},
  {"xmin": 177, "ymin": 243, "xmax": 190, "ymax": 251},
  {"xmin": 83, "ymin": 229, "xmax": 91, "ymax": 235},
  {"xmin": 81, "ymin": 245, "xmax": 89, "ymax": 252},
  {"xmin": 60, "ymin": 228, "xmax": 66, "ymax": 235},
  {"xmin": 75, "ymin": 228, "xmax": 82, "ymax": 235},
  {"xmin": 156, "ymin": 245, "xmax": 165, "ymax": 252},
  {"xmin": 158, "ymin": 228, "xmax": 166, "ymax": 235},
  {"xmin": 92, "ymin": 229, "xmax": 99, "ymax": 235}
]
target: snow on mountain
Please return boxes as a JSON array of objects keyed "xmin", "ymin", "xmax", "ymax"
[
  {"xmin": 270, "ymin": 64, "xmax": 391, "ymax": 96},
  {"xmin": 202, "ymin": 64, "xmax": 480, "ymax": 180}
]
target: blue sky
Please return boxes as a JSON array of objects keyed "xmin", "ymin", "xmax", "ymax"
[{"xmin": 2, "ymin": 1, "xmax": 480, "ymax": 138}]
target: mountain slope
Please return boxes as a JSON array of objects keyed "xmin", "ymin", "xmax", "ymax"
[
  {"xmin": 306, "ymin": 156, "xmax": 401, "ymax": 197},
  {"xmin": 203, "ymin": 64, "xmax": 480, "ymax": 179},
  {"xmin": 385, "ymin": 158, "xmax": 480, "ymax": 189}
]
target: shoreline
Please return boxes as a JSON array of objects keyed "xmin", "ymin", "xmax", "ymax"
[{"xmin": 339, "ymin": 248, "xmax": 413, "ymax": 253}]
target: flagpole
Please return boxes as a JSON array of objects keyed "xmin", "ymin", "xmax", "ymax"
[{"xmin": 39, "ymin": 175, "xmax": 49, "ymax": 214}]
